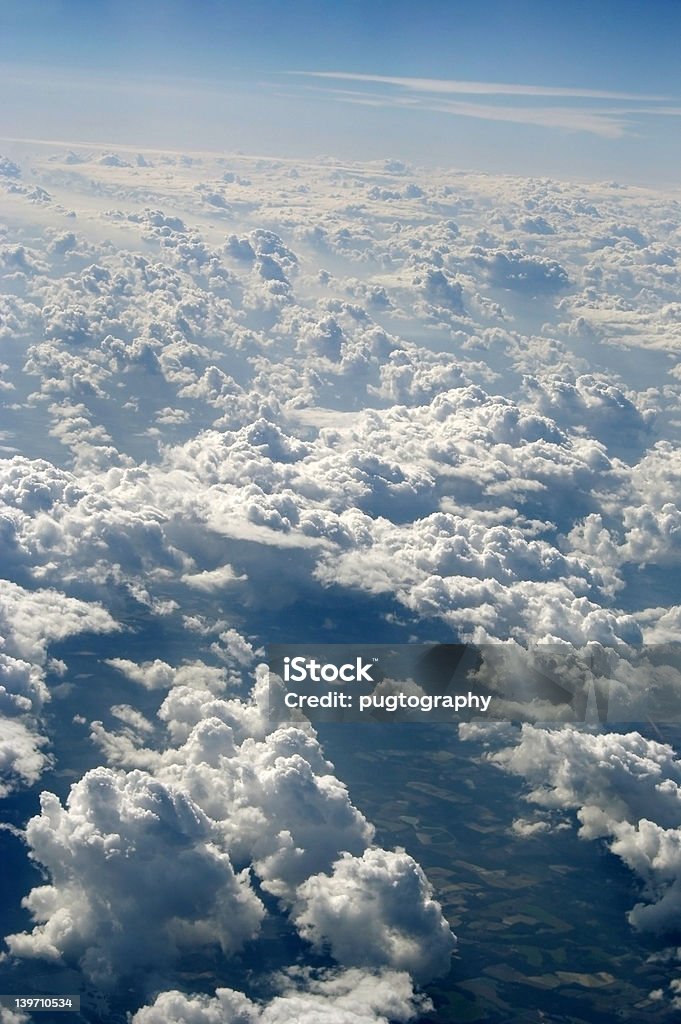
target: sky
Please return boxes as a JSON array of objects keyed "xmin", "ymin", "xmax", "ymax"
[{"xmin": 1, "ymin": 0, "xmax": 680, "ymax": 183}]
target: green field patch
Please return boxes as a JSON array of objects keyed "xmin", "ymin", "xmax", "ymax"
[
  {"xmin": 407, "ymin": 781, "xmax": 473, "ymax": 804},
  {"xmin": 514, "ymin": 945, "xmax": 544, "ymax": 968},
  {"xmin": 555, "ymin": 971, "xmax": 616, "ymax": 988},
  {"xmin": 452, "ymin": 861, "xmax": 537, "ymax": 890}
]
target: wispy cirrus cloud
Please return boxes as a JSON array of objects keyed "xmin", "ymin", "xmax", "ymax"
[
  {"xmin": 285, "ymin": 71, "xmax": 677, "ymax": 138},
  {"xmin": 287, "ymin": 72, "xmax": 671, "ymax": 102}
]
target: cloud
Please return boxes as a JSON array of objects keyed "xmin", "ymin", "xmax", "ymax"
[
  {"xmin": 13, "ymin": 664, "xmax": 454, "ymax": 1001},
  {"xmin": 156, "ymin": 703, "xmax": 375, "ymax": 901},
  {"xmin": 511, "ymin": 817, "xmax": 552, "ymax": 838},
  {"xmin": 0, "ymin": 580, "xmax": 117, "ymax": 662},
  {"xmin": 105, "ymin": 658, "xmax": 231, "ymax": 693},
  {"xmin": 284, "ymin": 72, "xmax": 681, "ymax": 137},
  {"xmin": 523, "ymin": 374, "xmax": 654, "ymax": 457},
  {"xmin": 0, "ymin": 156, "xmax": 21, "ymax": 178},
  {"xmin": 294, "ymin": 847, "xmax": 456, "ymax": 982},
  {"xmin": 132, "ymin": 967, "xmax": 430, "ymax": 1024},
  {"xmin": 1, "ymin": 151, "xmax": 677, "ymax": 653},
  {"xmin": 0, "ymin": 580, "xmax": 118, "ymax": 795},
  {"xmin": 0, "ymin": 1008, "xmax": 30, "ymax": 1024},
  {"xmin": 2, "ymin": 140, "xmax": 681, "ymax": 1016},
  {"xmin": 0, "ymin": 717, "xmax": 50, "ymax": 796},
  {"xmin": 286, "ymin": 72, "xmax": 671, "ymax": 102},
  {"xmin": 6, "ymin": 767, "xmax": 264, "ymax": 988},
  {"xmin": 486, "ymin": 725, "xmax": 681, "ymax": 933},
  {"xmin": 473, "ymin": 249, "xmax": 569, "ymax": 294},
  {"xmin": 182, "ymin": 565, "xmax": 247, "ymax": 591},
  {"xmin": 84, "ymin": 661, "xmax": 456, "ymax": 984}
]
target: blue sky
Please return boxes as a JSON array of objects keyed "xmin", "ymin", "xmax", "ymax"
[{"xmin": 1, "ymin": 0, "xmax": 680, "ymax": 182}]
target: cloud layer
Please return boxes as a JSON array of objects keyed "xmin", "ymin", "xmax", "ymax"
[{"xmin": 1, "ymin": 141, "xmax": 681, "ymax": 1016}]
